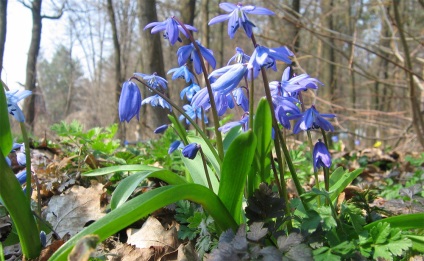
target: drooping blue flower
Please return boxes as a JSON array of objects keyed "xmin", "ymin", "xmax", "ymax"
[
  {"xmin": 142, "ymin": 94, "xmax": 172, "ymax": 111},
  {"xmin": 273, "ymin": 97, "xmax": 300, "ymax": 129},
  {"xmin": 134, "ymin": 72, "xmax": 168, "ymax": 90},
  {"xmin": 5, "ymin": 89, "xmax": 32, "ymax": 122},
  {"xmin": 16, "ymin": 145, "xmax": 26, "ymax": 166},
  {"xmin": 180, "ymin": 83, "xmax": 201, "ymax": 102},
  {"xmin": 218, "ymin": 115, "xmax": 249, "ymax": 133},
  {"xmin": 313, "ymin": 140, "xmax": 332, "ymax": 170},
  {"xmin": 167, "ymin": 65, "xmax": 197, "ymax": 83},
  {"xmin": 191, "ymin": 87, "xmax": 210, "ymax": 110},
  {"xmin": 118, "ymin": 81, "xmax": 142, "ymax": 123},
  {"xmin": 214, "ymin": 91, "xmax": 235, "ymax": 116},
  {"xmin": 16, "ymin": 170, "xmax": 27, "ymax": 185},
  {"xmin": 208, "ymin": 2, "xmax": 275, "ymax": 39},
  {"xmin": 292, "ymin": 105, "xmax": 335, "ymax": 134},
  {"xmin": 179, "ymin": 104, "xmax": 208, "ymax": 124},
  {"xmin": 168, "ymin": 140, "xmax": 182, "ymax": 154},
  {"xmin": 154, "ymin": 124, "xmax": 169, "ymax": 134},
  {"xmin": 177, "ymin": 41, "xmax": 216, "ymax": 74},
  {"xmin": 232, "ymin": 87, "xmax": 249, "ymax": 112},
  {"xmin": 210, "ymin": 63, "xmax": 248, "ymax": 94},
  {"xmin": 144, "ymin": 17, "xmax": 198, "ymax": 45},
  {"xmin": 227, "ymin": 47, "xmax": 250, "ymax": 65},
  {"xmin": 182, "ymin": 143, "xmax": 200, "ymax": 159}
]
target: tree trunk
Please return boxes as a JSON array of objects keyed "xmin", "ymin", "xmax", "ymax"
[
  {"xmin": 24, "ymin": 0, "xmax": 43, "ymax": 129},
  {"xmin": 106, "ymin": 0, "xmax": 126, "ymax": 142},
  {"xmin": 0, "ymin": 0, "xmax": 7, "ymax": 78},
  {"xmin": 138, "ymin": 0, "xmax": 168, "ymax": 140}
]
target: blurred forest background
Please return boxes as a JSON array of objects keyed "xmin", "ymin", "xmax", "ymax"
[{"xmin": 0, "ymin": 0, "xmax": 423, "ymax": 151}]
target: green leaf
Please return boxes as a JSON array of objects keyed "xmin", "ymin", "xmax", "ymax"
[
  {"xmin": 0, "ymin": 85, "xmax": 12, "ymax": 157},
  {"xmin": 49, "ymin": 184, "xmax": 237, "ymax": 260},
  {"xmin": 218, "ymin": 130, "xmax": 256, "ymax": 224},
  {"xmin": 82, "ymin": 164, "xmax": 161, "ymax": 176},
  {"xmin": 329, "ymin": 168, "xmax": 363, "ymax": 203},
  {"xmin": 110, "ymin": 169, "xmax": 187, "ymax": 209},
  {"xmin": 0, "ymin": 152, "xmax": 41, "ymax": 258},
  {"xmin": 405, "ymin": 235, "xmax": 424, "ymax": 252},
  {"xmin": 371, "ymin": 222, "xmax": 391, "ymax": 244},
  {"xmin": 222, "ymin": 125, "xmax": 241, "ymax": 152},
  {"xmin": 312, "ymin": 247, "xmax": 341, "ymax": 261},
  {"xmin": 364, "ymin": 213, "xmax": 424, "ymax": 231},
  {"xmin": 253, "ymin": 98, "xmax": 273, "ymax": 182}
]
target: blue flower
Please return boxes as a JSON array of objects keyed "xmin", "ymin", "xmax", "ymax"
[
  {"xmin": 6, "ymin": 89, "xmax": 32, "ymax": 122},
  {"xmin": 168, "ymin": 140, "xmax": 182, "ymax": 154},
  {"xmin": 118, "ymin": 81, "xmax": 142, "ymax": 123},
  {"xmin": 134, "ymin": 72, "xmax": 168, "ymax": 90},
  {"xmin": 214, "ymin": 91, "xmax": 234, "ymax": 116},
  {"xmin": 142, "ymin": 94, "xmax": 172, "ymax": 111},
  {"xmin": 313, "ymin": 140, "xmax": 332, "ymax": 170},
  {"xmin": 218, "ymin": 115, "xmax": 249, "ymax": 133},
  {"xmin": 191, "ymin": 88, "xmax": 210, "ymax": 110},
  {"xmin": 180, "ymin": 83, "xmax": 201, "ymax": 102},
  {"xmin": 154, "ymin": 124, "xmax": 168, "ymax": 134},
  {"xmin": 227, "ymin": 47, "xmax": 250, "ymax": 64},
  {"xmin": 249, "ymin": 45, "xmax": 293, "ymax": 70},
  {"xmin": 273, "ymin": 96, "xmax": 300, "ymax": 129},
  {"xmin": 282, "ymin": 74, "xmax": 323, "ymax": 93},
  {"xmin": 144, "ymin": 17, "xmax": 198, "ymax": 45},
  {"xmin": 16, "ymin": 170, "xmax": 27, "ymax": 185},
  {"xmin": 168, "ymin": 65, "xmax": 196, "ymax": 83},
  {"xmin": 16, "ymin": 145, "xmax": 26, "ymax": 166},
  {"xmin": 208, "ymin": 2, "xmax": 275, "ymax": 39},
  {"xmin": 293, "ymin": 105, "xmax": 335, "ymax": 134},
  {"xmin": 179, "ymin": 104, "xmax": 208, "ymax": 124},
  {"xmin": 232, "ymin": 87, "xmax": 249, "ymax": 112},
  {"xmin": 182, "ymin": 143, "xmax": 200, "ymax": 159},
  {"xmin": 177, "ymin": 41, "xmax": 216, "ymax": 74},
  {"xmin": 210, "ymin": 63, "xmax": 248, "ymax": 94}
]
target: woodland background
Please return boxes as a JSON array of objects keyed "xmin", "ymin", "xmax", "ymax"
[{"xmin": 0, "ymin": 0, "xmax": 423, "ymax": 151}]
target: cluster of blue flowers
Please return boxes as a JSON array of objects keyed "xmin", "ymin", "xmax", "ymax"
[{"xmin": 118, "ymin": 2, "xmax": 335, "ymax": 171}]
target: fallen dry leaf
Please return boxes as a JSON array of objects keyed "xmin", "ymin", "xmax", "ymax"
[{"xmin": 44, "ymin": 183, "xmax": 106, "ymax": 238}]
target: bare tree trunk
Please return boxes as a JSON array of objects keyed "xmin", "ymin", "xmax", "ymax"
[
  {"xmin": 24, "ymin": 0, "xmax": 42, "ymax": 129},
  {"xmin": 106, "ymin": 0, "xmax": 126, "ymax": 142},
  {"xmin": 0, "ymin": 0, "xmax": 7, "ymax": 78},
  {"xmin": 22, "ymin": 0, "xmax": 63, "ymax": 130},
  {"xmin": 138, "ymin": 0, "xmax": 168, "ymax": 140}
]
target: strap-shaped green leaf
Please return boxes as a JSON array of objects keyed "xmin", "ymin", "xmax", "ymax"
[
  {"xmin": 0, "ymin": 152, "xmax": 41, "ymax": 258},
  {"xmin": 111, "ymin": 169, "xmax": 187, "ymax": 209},
  {"xmin": 181, "ymin": 152, "xmax": 219, "ymax": 193},
  {"xmin": 49, "ymin": 184, "xmax": 237, "ymax": 260},
  {"xmin": 82, "ymin": 164, "xmax": 161, "ymax": 176},
  {"xmin": 253, "ymin": 98, "xmax": 272, "ymax": 182},
  {"xmin": 0, "ymin": 84, "xmax": 12, "ymax": 157},
  {"xmin": 218, "ymin": 130, "xmax": 256, "ymax": 224}
]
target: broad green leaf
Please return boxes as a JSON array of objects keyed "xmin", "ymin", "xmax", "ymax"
[
  {"xmin": 111, "ymin": 169, "xmax": 187, "ymax": 209},
  {"xmin": 181, "ymin": 152, "xmax": 219, "ymax": 193},
  {"xmin": 0, "ymin": 152, "xmax": 41, "ymax": 258},
  {"xmin": 364, "ymin": 213, "xmax": 424, "ymax": 231},
  {"xmin": 0, "ymin": 85, "xmax": 12, "ymax": 157},
  {"xmin": 49, "ymin": 184, "xmax": 237, "ymax": 260},
  {"xmin": 253, "ymin": 98, "xmax": 272, "ymax": 182},
  {"xmin": 222, "ymin": 125, "xmax": 241, "ymax": 152},
  {"xmin": 0, "ymin": 242, "xmax": 4, "ymax": 261},
  {"xmin": 218, "ymin": 130, "xmax": 256, "ymax": 224},
  {"xmin": 82, "ymin": 164, "xmax": 161, "ymax": 176}
]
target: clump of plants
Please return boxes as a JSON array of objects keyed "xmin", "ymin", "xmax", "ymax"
[{"xmin": 1, "ymin": 2, "xmax": 423, "ymax": 260}]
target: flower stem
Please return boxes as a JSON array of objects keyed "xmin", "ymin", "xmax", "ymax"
[
  {"xmin": 20, "ymin": 122, "xmax": 32, "ymax": 205},
  {"xmin": 199, "ymin": 147, "xmax": 213, "ymax": 190},
  {"xmin": 132, "ymin": 77, "xmax": 221, "ymax": 166},
  {"xmin": 173, "ymin": 17, "xmax": 224, "ymax": 160}
]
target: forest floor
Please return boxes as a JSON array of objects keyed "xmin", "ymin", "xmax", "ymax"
[{"xmin": 1, "ymin": 140, "xmax": 424, "ymax": 260}]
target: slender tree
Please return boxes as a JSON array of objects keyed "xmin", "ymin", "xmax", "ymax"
[{"xmin": 20, "ymin": 0, "xmax": 64, "ymax": 130}]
